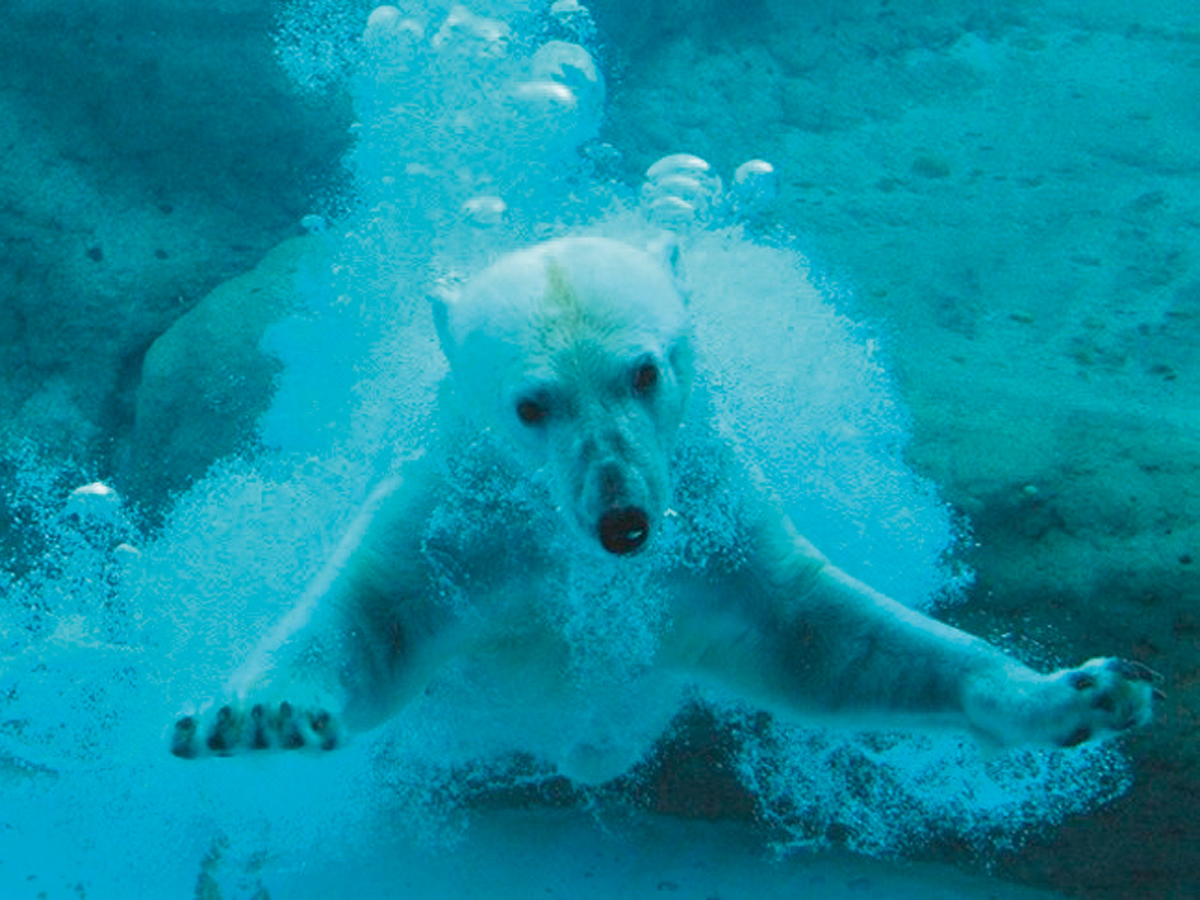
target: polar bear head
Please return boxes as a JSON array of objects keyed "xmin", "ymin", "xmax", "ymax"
[{"xmin": 433, "ymin": 237, "xmax": 694, "ymax": 555}]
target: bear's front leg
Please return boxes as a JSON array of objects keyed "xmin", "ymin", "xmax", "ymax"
[
  {"xmin": 170, "ymin": 471, "xmax": 454, "ymax": 759},
  {"xmin": 168, "ymin": 579, "xmax": 396, "ymax": 759},
  {"xmin": 758, "ymin": 560, "xmax": 1163, "ymax": 750},
  {"xmin": 669, "ymin": 499, "xmax": 1162, "ymax": 750}
]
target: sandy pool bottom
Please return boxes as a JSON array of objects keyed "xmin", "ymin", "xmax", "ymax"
[{"xmin": 260, "ymin": 807, "xmax": 1060, "ymax": 899}]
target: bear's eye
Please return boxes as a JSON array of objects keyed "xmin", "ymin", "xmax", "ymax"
[
  {"xmin": 632, "ymin": 360, "xmax": 659, "ymax": 395},
  {"xmin": 516, "ymin": 398, "xmax": 547, "ymax": 426}
]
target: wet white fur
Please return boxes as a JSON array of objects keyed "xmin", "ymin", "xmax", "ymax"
[{"xmin": 185, "ymin": 237, "xmax": 1155, "ymax": 781}]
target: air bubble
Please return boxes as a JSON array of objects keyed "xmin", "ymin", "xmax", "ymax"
[
  {"xmin": 641, "ymin": 153, "xmax": 723, "ymax": 227},
  {"xmin": 646, "ymin": 195, "xmax": 699, "ymax": 227},
  {"xmin": 530, "ymin": 41, "xmax": 604, "ymax": 114},
  {"xmin": 508, "ymin": 41, "xmax": 604, "ymax": 154},
  {"xmin": 431, "ymin": 6, "xmax": 510, "ymax": 61},
  {"xmin": 300, "ymin": 214, "xmax": 327, "ymax": 233},
  {"xmin": 732, "ymin": 159, "xmax": 779, "ymax": 213},
  {"xmin": 645, "ymin": 153, "xmax": 717, "ymax": 183},
  {"xmin": 462, "ymin": 195, "xmax": 507, "ymax": 227},
  {"xmin": 511, "ymin": 80, "xmax": 578, "ymax": 113},
  {"xmin": 363, "ymin": 6, "xmax": 423, "ymax": 59},
  {"xmin": 65, "ymin": 482, "xmax": 122, "ymax": 523},
  {"xmin": 113, "ymin": 543, "xmax": 142, "ymax": 563}
]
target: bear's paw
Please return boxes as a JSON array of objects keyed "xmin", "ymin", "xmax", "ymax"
[
  {"xmin": 170, "ymin": 700, "xmax": 340, "ymax": 759},
  {"xmin": 1047, "ymin": 657, "xmax": 1163, "ymax": 748}
]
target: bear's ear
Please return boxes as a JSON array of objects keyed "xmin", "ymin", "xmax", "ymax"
[
  {"xmin": 645, "ymin": 233, "xmax": 680, "ymax": 274},
  {"xmin": 429, "ymin": 283, "xmax": 457, "ymax": 360},
  {"xmin": 669, "ymin": 333, "xmax": 695, "ymax": 396},
  {"xmin": 645, "ymin": 233, "xmax": 688, "ymax": 302}
]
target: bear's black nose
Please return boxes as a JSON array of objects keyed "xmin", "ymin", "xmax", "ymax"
[{"xmin": 598, "ymin": 506, "xmax": 650, "ymax": 555}]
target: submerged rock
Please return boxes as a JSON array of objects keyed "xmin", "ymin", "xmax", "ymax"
[
  {"xmin": 126, "ymin": 237, "xmax": 318, "ymax": 504},
  {"xmin": 0, "ymin": 0, "xmax": 350, "ymax": 481}
]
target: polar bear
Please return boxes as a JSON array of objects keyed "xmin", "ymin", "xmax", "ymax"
[{"xmin": 170, "ymin": 236, "xmax": 1160, "ymax": 778}]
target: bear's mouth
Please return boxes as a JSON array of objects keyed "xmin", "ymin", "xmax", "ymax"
[{"xmin": 597, "ymin": 506, "xmax": 651, "ymax": 555}]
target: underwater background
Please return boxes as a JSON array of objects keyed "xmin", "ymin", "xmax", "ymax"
[{"xmin": 0, "ymin": 0, "xmax": 1196, "ymax": 897}]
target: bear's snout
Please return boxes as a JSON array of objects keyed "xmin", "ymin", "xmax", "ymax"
[{"xmin": 598, "ymin": 506, "xmax": 650, "ymax": 555}]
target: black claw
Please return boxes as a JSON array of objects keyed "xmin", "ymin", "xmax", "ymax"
[
  {"xmin": 1060, "ymin": 726, "xmax": 1092, "ymax": 748},
  {"xmin": 250, "ymin": 703, "xmax": 270, "ymax": 750},
  {"xmin": 1109, "ymin": 659, "xmax": 1160, "ymax": 683},
  {"xmin": 207, "ymin": 705, "xmax": 238, "ymax": 753},
  {"xmin": 1153, "ymin": 688, "xmax": 1168, "ymax": 702},
  {"xmin": 171, "ymin": 716, "xmax": 198, "ymax": 759},
  {"xmin": 279, "ymin": 702, "xmax": 305, "ymax": 749},
  {"xmin": 310, "ymin": 710, "xmax": 337, "ymax": 751},
  {"xmin": 1068, "ymin": 672, "xmax": 1097, "ymax": 691}
]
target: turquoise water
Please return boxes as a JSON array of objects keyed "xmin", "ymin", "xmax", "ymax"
[{"xmin": 1, "ymin": 2, "xmax": 1195, "ymax": 897}]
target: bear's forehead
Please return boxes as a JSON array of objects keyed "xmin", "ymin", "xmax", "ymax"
[
  {"xmin": 536, "ymin": 261, "xmax": 623, "ymax": 345},
  {"xmin": 543, "ymin": 260, "xmax": 584, "ymax": 317},
  {"xmin": 452, "ymin": 238, "xmax": 688, "ymax": 354}
]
